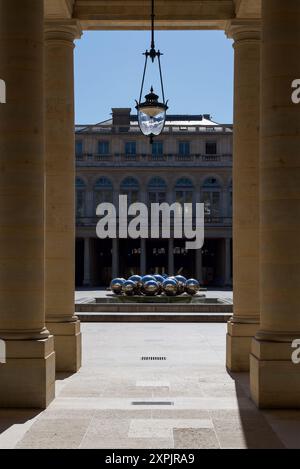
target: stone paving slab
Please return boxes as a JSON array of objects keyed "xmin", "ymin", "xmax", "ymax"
[{"xmin": 0, "ymin": 323, "xmax": 298, "ymax": 449}]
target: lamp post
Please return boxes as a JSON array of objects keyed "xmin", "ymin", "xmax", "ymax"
[{"xmin": 136, "ymin": 0, "xmax": 168, "ymax": 143}]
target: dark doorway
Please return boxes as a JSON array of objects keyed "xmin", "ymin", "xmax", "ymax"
[
  {"xmin": 174, "ymin": 239, "xmax": 196, "ymax": 278},
  {"xmin": 146, "ymin": 239, "xmax": 168, "ymax": 274},
  {"xmin": 75, "ymin": 238, "xmax": 84, "ymax": 287},
  {"xmin": 119, "ymin": 239, "xmax": 140, "ymax": 278},
  {"xmin": 202, "ymin": 238, "xmax": 224, "ymax": 286},
  {"xmin": 91, "ymin": 238, "xmax": 112, "ymax": 287}
]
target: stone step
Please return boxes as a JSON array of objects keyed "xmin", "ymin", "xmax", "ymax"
[
  {"xmin": 75, "ymin": 303, "xmax": 232, "ymax": 313},
  {"xmin": 76, "ymin": 312, "xmax": 232, "ymax": 323}
]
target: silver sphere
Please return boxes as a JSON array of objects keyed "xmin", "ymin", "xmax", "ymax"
[
  {"xmin": 162, "ymin": 278, "xmax": 178, "ymax": 296},
  {"xmin": 123, "ymin": 279, "xmax": 136, "ymax": 296},
  {"xmin": 128, "ymin": 275, "xmax": 143, "ymax": 294},
  {"xmin": 110, "ymin": 278, "xmax": 125, "ymax": 295},
  {"xmin": 153, "ymin": 274, "xmax": 164, "ymax": 284},
  {"xmin": 153, "ymin": 275, "xmax": 164, "ymax": 294},
  {"xmin": 175, "ymin": 275, "xmax": 187, "ymax": 294},
  {"xmin": 141, "ymin": 275, "xmax": 156, "ymax": 294},
  {"xmin": 185, "ymin": 278, "xmax": 200, "ymax": 295},
  {"xmin": 143, "ymin": 280, "xmax": 159, "ymax": 296},
  {"xmin": 141, "ymin": 275, "xmax": 156, "ymax": 284}
]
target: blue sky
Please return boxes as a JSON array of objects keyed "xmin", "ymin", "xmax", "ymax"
[{"xmin": 74, "ymin": 30, "xmax": 234, "ymax": 125}]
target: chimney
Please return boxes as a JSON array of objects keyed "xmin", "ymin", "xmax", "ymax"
[{"xmin": 112, "ymin": 108, "xmax": 131, "ymax": 127}]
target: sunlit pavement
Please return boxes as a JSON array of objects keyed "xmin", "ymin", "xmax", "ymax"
[{"xmin": 0, "ymin": 322, "xmax": 299, "ymax": 448}]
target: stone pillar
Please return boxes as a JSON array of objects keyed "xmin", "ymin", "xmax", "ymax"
[
  {"xmin": 112, "ymin": 238, "xmax": 119, "ymax": 278},
  {"xmin": 226, "ymin": 21, "xmax": 261, "ymax": 371},
  {"xmin": 86, "ymin": 190, "xmax": 94, "ymax": 218},
  {"xmin": 168, "ymin": 238, "xmax": 174, "ymax": 275},
  {"xmin": 140, "ymin": 239, "xmax": 146, "ymax": 275},
  {"xmin": 0, "ymin": 0, "xmax": 55, "ymax": 408},
  {"xmin": 45, "ymin": 21, "xmax": 82, "ymax": 372},
  {"xmin": 224, "ymin": 238, "xmax": 232, "ymax": 286},
  {"xmin": 196, "ymin": 248, "xmax": 203, "ymax": 284},
  {"xmin": 83, "ymin": 237, "xmax": 91, "ymax": 286},
  {"xmin": 250, "ymin": 0, "xmax": 300, "ymax": 408}
]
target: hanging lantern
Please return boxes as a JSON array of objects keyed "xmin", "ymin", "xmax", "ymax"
[{"xmin": 135, "ymin": 0, "xmax": 168, "ymax": 143}]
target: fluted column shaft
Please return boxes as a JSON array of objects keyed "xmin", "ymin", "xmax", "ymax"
[
  {"xmin": 250, "ymin": 0, "xmax": 300, "ymax": 408},
  {"xmin": 45, "ymin": 21, "xmax": 82, "ymax": 372},
  {"xmin": 0, "ymin": 0, "xmax": 55, "ymax": 408},
  {"xmin": 226, "ymin": 20, "xmax": 261, "ymax": 371}
]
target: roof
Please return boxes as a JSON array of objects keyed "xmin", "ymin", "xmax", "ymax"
[{"xmin": 75, "ymin": 113, "xmax": 232, "ymax": 134}]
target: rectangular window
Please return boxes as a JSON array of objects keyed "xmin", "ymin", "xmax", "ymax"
[
  {"xmin": 98, "ymin": 140, "xmax": 110, "ymax": 155},
  {"xmin": 75, "ymin": 140, "xmax": 83, "ymax": 157},
  {"xmin": 125, "ymin": 141, "xmax": 136, "ymax": 155},
  {"xmin": 152, "ymin": 141, "xmax": 163, "ymax": 155},
  {"xmin": 179, "ymin": 141, "xmax": 190, "ymax": 155},
  {"xmin": 206, "ymin": 141, "xmax": 217, "ymax": 155}
]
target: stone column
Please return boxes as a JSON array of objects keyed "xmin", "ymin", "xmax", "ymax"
[
  {"xmin": 250, "ymin": 0, "xmax": 300, "ymax": 408},
  {"xmin": 140, "ymin": 239, "xmax": 146, "ymax": 275},
  {"xmin": 0, "ymin": 0, "xmax": 55, "ymax": 408},
  {"xmin": 112, "ymin": 238, "xmax": 119, "ymax": 278},
  {"xmin": 83, "ymin": 237, "xmax": 91, "ymax": 286},
  {"xmin": 196, "ymin": 248, "xmax": 203, "ymax": 283},
  {"xmin": 226, "ymin": 20, "xmax": 261, "ymax": 371},
  {"xmin": 45, "ymin": 21, "xmax": 82, "ymax": 372},
  {"xmin": 86, "ymin": 190, "xmax": 94, "ymax": 218},
  {"xmin": 168, "ymin": 238, "xmax": 174, "ymax": 275}
]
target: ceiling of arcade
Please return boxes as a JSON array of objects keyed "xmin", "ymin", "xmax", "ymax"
[{"xmin": 44, "ymin": 0, "xmax": 261, "ymax": 30}]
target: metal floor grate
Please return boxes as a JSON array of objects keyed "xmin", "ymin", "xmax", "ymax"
[
  {"xmin": 141, "ymin": 356, "xmax": 167, "ymax": 361},
  {"xmin": 131, "ymin": 401, "xmax": 174, "ymax": 406}
]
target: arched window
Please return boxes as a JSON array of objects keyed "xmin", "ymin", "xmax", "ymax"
[
  {"xmin": 175, "ymin": 178, "xmax": 194, "ymax": 204},
  {"xmin": 148, "ymin": 177, "xmax": 167, "ymax": 205},
  {"xmin": 76, "ymin": 177, "xmax": 86, "ymax": 217},
  {"xmin": 201, "ymin": 177, "xmax": 222, "ymax": 217},
  {"xmin": 94, "ymin": 177, "xmax": 113, "ymax": 209},
  {"xmin": 120, "ymin": 177, "xmax": 139, "ymax": 205}
]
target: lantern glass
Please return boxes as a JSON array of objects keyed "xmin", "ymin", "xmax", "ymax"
[{"xmin": 138, "ymin": 108, "xmax": 166, "ymax": 136}]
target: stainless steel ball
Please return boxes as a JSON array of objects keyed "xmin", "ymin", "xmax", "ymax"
[
  {"xmin": 128, "ymin": 275, "xmax": 143, "ymax": 293},
  {"xmin": 143, "ymin": 280, "xmax": 159, "ymax": 296},
  {"xmin": 185, "ymin": 278, "xmax": 200, "ymax": 295},
  {"xmin": 110, "ymin": 278, "xmax": 125, "ymax": 295},
  {"xmin": 162, "ymin": 278, "xmax": 178, "ymax": 296},
  {"xmin": 141, "ymin": 275, "xmax": 156, "ymax": 284},
  {"xmin": 128, "ymin": 275, "xmax": 142, "ymax": 285},
  {"xmin": 175, "ymin": 275, "xmax": 187, "ymax": 294},
  {"xmin": 122, "ymin": 280, "xmax": 136, "ymax": 296},
  {"xmin": 153, "ymin": 275, "xmax": 164, "ymax": 294},
  {"xmin": 154, "ymin": 274, "xmax": 165, "ymax": 284}
]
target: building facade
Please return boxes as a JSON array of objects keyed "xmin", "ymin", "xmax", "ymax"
[{"xmin": 75, "ymin": 108, "xmax": 233, "ymax": 288}]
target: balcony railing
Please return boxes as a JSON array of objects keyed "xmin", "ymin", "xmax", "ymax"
[
  {"xmin": 76, "ymin": 152, "xmax": 232, "ymax": 166},
  {"xmin": 75, "ymin": 124, "xmax": 233, "ymax": 135},
  {"xmin": 76, "ymin": 215, "xmax": 232, "ymax": 228}
]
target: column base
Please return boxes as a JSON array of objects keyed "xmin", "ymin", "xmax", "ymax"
[
  {"xmin": 226, "ymin": 320, "xmax": 259, "ymax": 371},
  {"xmin": 0, "ymin": 336, "xmax": 55, "ymax": 409},
  {"xmin": 46, "ymin": 320, "xmax": 82, "ymax": 373},
  {"xmin": 250, "ymin": 337, "xmax": 300, "ymax": 409}
]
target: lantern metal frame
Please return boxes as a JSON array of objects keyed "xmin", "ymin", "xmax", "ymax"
[{"xmin": 135, "ymin": 0, "xmax": 168, "ymax": 143}]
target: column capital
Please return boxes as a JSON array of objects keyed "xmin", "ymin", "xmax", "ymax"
[
  {"xmin": 45, "ymin": 19, "xmax": 82, "ymax": 43},
  {"xmin": 226, "ymin": 19, "xmax": 261, "ymax": 43}
]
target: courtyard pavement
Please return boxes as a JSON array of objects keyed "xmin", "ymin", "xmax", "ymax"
[{"xmin": 0, "ymin": 322, "xmax": 299, "ymax": 449}]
